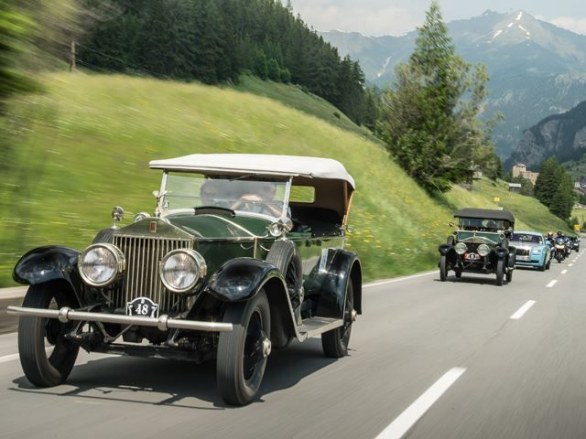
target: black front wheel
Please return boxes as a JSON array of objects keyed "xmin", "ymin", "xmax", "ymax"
[
  {"xmin": 322, "ymin": 280, "xmax": 355, "ymax": 358},
  {"xmin": 439, "ymin": 256, "xmax": 448, "ymax": 281},
  {"xmin": 18, "ymin": 282, "xmax": 80, "ymax": 387},
  {"xmin": 217, "ymin": 290, "xmax": 271, "ymax": 406},
  {"xmin": 496, "ymin": 259, "xmax": 505, "ymax": 286}
]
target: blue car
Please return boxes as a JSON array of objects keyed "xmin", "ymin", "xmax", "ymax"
[{"xmin": 510, "ymin": 231, "xmax": 551, "ymax": 271}]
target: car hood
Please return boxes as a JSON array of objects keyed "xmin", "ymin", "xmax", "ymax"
[{"xmin": 116, "ymin": 214, "xmax": 270, "ymax": 240}]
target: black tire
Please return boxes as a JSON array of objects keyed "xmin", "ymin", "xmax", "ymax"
[
  {"xmin": 18, "ymin": 282, "xmax": 80, "ymax": 387},
  {"xmin": 266, "ymin": 240, "xmax": 303, "ymax": 310},
  {"xmin": 217, "ymin": 290, "xmax": 271, "ymax": 406},
  {"xmin": 539, "ymin": 259, "xmax": 546, "ymax": 271},
  {"xmin": 496, "ymin": 259, "xmax": 505, "ymax": 286},
  {"xmin": 439, "ymin": 255, "xmax": 447, "ymax": 281},
  {"xmin": 506, "ymin": 267, "xmax": 513, "ymax": 282},
  {"xmin": 455, "ymin": 268, "xmax": 462, "ymax": 279},
  {"xmin": 322, "ymin": 280, "xmax": 354, "ymax": 358},
  {"xmin": 546, "ymin": 258, "xmax": 551, "ymax": 270}
]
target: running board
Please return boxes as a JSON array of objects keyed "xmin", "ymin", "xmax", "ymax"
[{"xmin": 297, "ymin": 317, "xmax": 343, "ymax": 341}]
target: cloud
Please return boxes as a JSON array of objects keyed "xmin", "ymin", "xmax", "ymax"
[
  {"xmin": 550, "ymin": 16, "xmax": 586, "ymax": 35},
  {"xmin": 292, "ymin": 4, "xmax": 420, "ymax": 36}
]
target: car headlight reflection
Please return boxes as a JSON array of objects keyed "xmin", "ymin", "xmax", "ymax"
[
  {"xmin": 477, "ymin": 244, "xmax": 490, "ymax": 257},
  {"xmin": 160, "ymin": 249, "xmax": 207, "ymax": 293},
  {"xmin": 78, "ymin": 243, "xmax": 126, "ymax": 287},
  {"xmin": 455, "ymin": 242, "xmax": 467, "ymax": 255}
]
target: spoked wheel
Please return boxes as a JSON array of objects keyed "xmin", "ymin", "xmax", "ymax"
[
  {"xmin": 217, "ymin": 290, "xmax": 271, "ymax": 406},
  {"xmin": 18, "ymin": 282, "xmax": 80, "ymax": 387},
  {"xmin": 495, "ymin": 259, "xmax": 505, "ymax": 286},
  {"xmin": 322, "ymin": 280, "xmax": 354, "ymax": 358},
  {"xmin": 439, "ymin": 255, "xmax": 448, "ymax": 281}
]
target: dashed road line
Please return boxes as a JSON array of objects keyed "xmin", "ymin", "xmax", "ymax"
[
  {"xmin": 375, "ymin": 367, "xmax": 466, "ymax": 439},
  {"xmin": 546, "ymin": 280, "xmax": 558, "ymax": 288},
  {"xmin": 510, "ymin": 300, "xmax": 536, "ymax": 320},
  {"xmin": 561, "ymin": 269, "xmax": 568, "ymax": 275},
  {"xmin": 0, "ymin": 353, "xmax": 18, "ymax": 364}
]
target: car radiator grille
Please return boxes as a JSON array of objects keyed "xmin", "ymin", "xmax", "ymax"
[
  {"xmin": 113, "ymin": 235, "xmax": 194, "ymax": 313},
  {"xmin": 515, "ymin": 248, "xmax": 530, "ymax": 257}
]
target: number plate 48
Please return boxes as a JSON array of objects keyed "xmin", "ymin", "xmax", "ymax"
[{"xmin": 127, "ymin": 297, "xmax": 160, "ymax": 318}]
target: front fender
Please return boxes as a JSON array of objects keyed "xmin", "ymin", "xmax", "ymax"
[
  {"xmin": 13, "ymin": 246, "xmax": 84, "ymax": 303},
  {"xmin": 312, "ymin": 249, "xmax": 362, "ymax": 319},
  {"xmin": 206, "ymin": 257, "xmax": 285, "ymax": 302},
  {"xmin": 438, "ymin": 244, "xmax": 453, "ymax": 256}
]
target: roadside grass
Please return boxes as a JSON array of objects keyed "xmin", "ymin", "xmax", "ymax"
[{"xmin": 0, "ymin": 72, "xmax": 571, "ymax": 286}]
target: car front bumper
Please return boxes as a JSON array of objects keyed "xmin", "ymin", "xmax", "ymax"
[{"xmin": 6, "ymin": 306, "xmax": 234, "ymax": 332}]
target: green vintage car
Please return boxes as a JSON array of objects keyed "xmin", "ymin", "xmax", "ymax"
[
  {"xmin": 8, "ymin": 153, "xmax": 362, "ymax": 405},
  {"xmin": 438, "ymin": 208, "xmax": 515, "ymax": 286}
]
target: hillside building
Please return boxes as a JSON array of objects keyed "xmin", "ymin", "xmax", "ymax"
[{"xmin": 512, "ymin": 163, "xmax": 539, "ymax": 185}]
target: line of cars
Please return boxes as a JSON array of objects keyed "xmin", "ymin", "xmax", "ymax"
[{"xmin": 438, "ymin": 208, "xmax": 581, "ymax": 285}]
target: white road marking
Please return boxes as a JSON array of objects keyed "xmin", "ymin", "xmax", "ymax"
[
  {"xmin": 375, "ymin": 367, "xmax": 466, "ymax": 439},
  {"xmin": 510, "ymin": 300, "xmax": 536, "ymax": 320},
  {"xmin": 568, "ymin": 264, "xmax": 573, "ymax": 267},
  {"xmin": 561, "ymin": 270, "xmax": 568, "ymax": 275},
  {"xmin": 365, "ymin": 271, "xmax": 435, "ymax": 288},
  {"xmin": 0, "ymin": 353, "xmax": 18, "ymax": 364},
  {"xmin": 546, "ymin": 280, "xmax": 558, "ymax": 288}
]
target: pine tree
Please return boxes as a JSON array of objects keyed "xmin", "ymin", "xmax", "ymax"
[
  {"xmin": 534, "ymin": 157, "xmax": 561, "ymax": 207},
  {"xmin": 378, "ymin": 1, "xmax": 497, "ymax": 193}
]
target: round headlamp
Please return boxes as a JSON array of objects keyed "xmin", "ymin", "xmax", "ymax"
[
  {"xmin": 455, "ymin": 242, "xmax": 467, "ymax": 255},
  {"xmin": 477, "ymin": 244, "xmax": 490, "ymax": 257},
  {"xmin": 160, "ymin": 249, "xmax": 207, "ymax": 293},
  {"xmin": 78, "ymin": 243, "xmax": 126, "ymax": 287}
]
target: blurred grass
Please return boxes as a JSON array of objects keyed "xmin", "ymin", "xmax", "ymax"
[{"xmin": 0, "ymin": 72, "xmax": 572, "ymax": 286}]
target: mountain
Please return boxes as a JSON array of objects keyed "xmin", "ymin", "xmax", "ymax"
[
  {"xmin": 319, "ymin": 10, "xmax": 586, "ymax": 164},
  {"xmin": 506, "ymin": 100, "xmax": 586, "ymax": 170}
]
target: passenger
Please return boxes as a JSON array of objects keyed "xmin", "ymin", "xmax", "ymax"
[{"xmin": 200, "ymin": 180, "xmax": 221, "ymax": 206}]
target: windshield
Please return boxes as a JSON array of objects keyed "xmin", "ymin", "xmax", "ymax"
[
  {"xmin": 511, "ymin": 233, "xmax": 543, "ymax": 244},
  {"xmin": 161, "ymin": 173, "xmax": 289, "ymax": 218}
]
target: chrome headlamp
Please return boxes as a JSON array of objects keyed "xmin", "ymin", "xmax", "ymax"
[
  {"xmin": 268, "ymin": 217, "xmax": 293, "ymax": 238},
  {"xmin": 477, "ymin": 244, "xmax": 490, "ymax": 257},
  {"xmin": 455, "ymin": 242, "xmax": 467, "ymax": 255},
  {"xmin": 160, "ymin": 249, "xmax": 207, "ymax": 293},
  {"xmin": 78, "ymin": 243, "xmax": 126, "ymax": 287}
]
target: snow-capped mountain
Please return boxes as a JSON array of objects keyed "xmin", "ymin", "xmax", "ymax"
[{"xmin": 319, "ymin": 10, "xmax": 586, "ymax": 164}]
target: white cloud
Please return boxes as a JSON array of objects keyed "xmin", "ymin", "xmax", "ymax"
[{"xmin": 550, "ymin": 17, "xmax": 586, "ymax": 35}]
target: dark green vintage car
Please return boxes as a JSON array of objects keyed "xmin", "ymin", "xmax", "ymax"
[
  {"xmin": 8, "ymin": 153, "xmax": 362, "ymax": 405},
  {"xmin": 438, "ymin": 208, "xmax": 515, "ymax": 286}
]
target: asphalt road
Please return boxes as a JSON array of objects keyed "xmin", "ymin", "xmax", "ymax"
[{"xmin": 0, "ymin": 252, "xmax": 585, "ymax": 439}]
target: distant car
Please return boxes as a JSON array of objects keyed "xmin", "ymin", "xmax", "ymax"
[
  {"xmin": 509, "ymin": 231, "xmax": 551, "ymax": 271},
  {"xmin": 438, "ymin": 208, "xmax": 515, "ymax": 286},
  {"xmin": 8, "ymin": 153, "xmax": 362, "ymax": 406}
]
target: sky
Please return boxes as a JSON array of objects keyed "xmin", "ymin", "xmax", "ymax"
[{"xmin": 286, "ymin": 0, "xmax": 586, "ymax": 37}]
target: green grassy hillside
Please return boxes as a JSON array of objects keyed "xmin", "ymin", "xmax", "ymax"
[{"xmin": 0, "ymin": 72, "xmax": 572, "ymax": 286}]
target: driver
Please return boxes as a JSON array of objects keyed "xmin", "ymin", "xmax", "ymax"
[{"xmin": 231, "ymin": 182, "xmax": 283, "ymax": 216}]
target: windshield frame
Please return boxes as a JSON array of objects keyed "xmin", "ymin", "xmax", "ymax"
[{"xmin": 155, "ymin": 171, "xmax": 292, "ymax": 219}]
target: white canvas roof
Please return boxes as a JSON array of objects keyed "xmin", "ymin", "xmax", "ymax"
[{"xmin": 149, "ymin": 153, "xmax": 355, "ymax": 189}]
